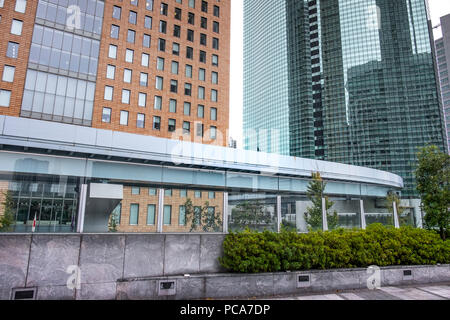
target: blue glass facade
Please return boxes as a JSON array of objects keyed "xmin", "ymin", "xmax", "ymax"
[{"xmin": 243, "ymin": 0, "xmax": 447, "ymax": 197}]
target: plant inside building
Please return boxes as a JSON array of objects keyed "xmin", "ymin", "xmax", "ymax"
[
  {"xmin": 304, "ymin": 172, "xmax": 338, "ymax": 231},
  {"xmin": 415, "ymin": 145, "xmax": 450, "ymax": 240},
  {"xmin": 184, "ymin": 198, "xmax": 222, "ymax": 232},
  {"xmin": 229, "ymin": 200, "xmax": 274, "ymax": 232},
  {"xmin": 0, "ymin": 191, "xmax": 15, "ymax": 232}
]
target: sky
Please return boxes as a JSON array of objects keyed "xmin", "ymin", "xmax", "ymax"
[{"xmin": 228, "ymin": 0, "xmax": 450, "ymax": 149}]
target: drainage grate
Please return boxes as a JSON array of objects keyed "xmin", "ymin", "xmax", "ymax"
[
  {"xmin": 158, "ymin": 280, "xmax": 176, "ymax": 296},
  {"xmin": 12, "ymin": 288, "xmax": 36, "ymax": 300},
  {"xmin": 297, "ymin": 274, "xmax": 311, "ymax": 288}
]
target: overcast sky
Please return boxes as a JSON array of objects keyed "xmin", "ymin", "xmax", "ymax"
[{"xmin": 228, "ymin": 0, "xmax": 450, "ymax": 149}]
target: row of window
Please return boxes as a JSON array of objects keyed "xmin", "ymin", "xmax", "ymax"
[
  {"xmin": 103, "ymin": 82, "xmax": 218, "ymax": 103},
  {"xmin": 126, "ymin": 203, "xmax": 215, "ymax": 226},
  {"xmin": 130, "ymin": 187, "xmax": 215, "ymax": 198},
  {"xmin": 0, "ymin": 0, "xmax": 27, "ymax": 13},
  {"xmin": 106, "ymin": 62, "xmax": 218, "ymax": 84},
  {"xmin": 103, "ymin": 108, "xmax": 218, "ymax": 138}
]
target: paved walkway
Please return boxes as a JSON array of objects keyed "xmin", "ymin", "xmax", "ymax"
[{"xmin": 267, "ymin": 283, "xmax": 450, "ymax": 300}]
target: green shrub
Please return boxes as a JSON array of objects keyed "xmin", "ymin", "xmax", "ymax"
[{"xmin": 219, "ymin": 224, "xmax": 450, "ymax": 273}]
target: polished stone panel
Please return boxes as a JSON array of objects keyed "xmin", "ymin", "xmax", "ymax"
[
  {"xmin": 36, "ymin": 285, "xmax": 75, "ymax": 300},
  {"xmin": 79, "ymin": 235, "xmax": 125, "ymax": 284},
  {"xmin": 76, "ymin": 282, "xmax": 117, "ymax": 300},
  {"xmin": 205, "ymin": 275, "xmax": 274, "ymax": 298},
  {"xmin": 27, "ymin": 235, "xmax": 81, "ymax": 287},
  {"xmin": 175, "ymin": 277, "xmax": 205, "ymax": 300},
  {"xmin": 123, "ymin": 235, "xmax": 165, "ymax": 278}
]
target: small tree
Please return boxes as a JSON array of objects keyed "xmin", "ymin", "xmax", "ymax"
[
  {"xmin": 415, "ymin": 145, "xmax": 450, "ymax": 240},
  {"xmin": 0, "ymin": 191, "xmax": 15, "ymax": 232},
  {"xmin": 108, "ymin": 213, "xmax": 118, "ymax": 232},
  {"xmin": 230, "ymin": 200, "xmax": 274, "ymax": 231},
  {"xmin": 304, "ymin": 172, "xmax": 338, "ymax": 231},
  {"xmin": 386, "ymin": 192, "xmax": 407, "ymax": 226},
  {"xmin": 184, "ymin": 198, "xmax": 222, "ymax": 232}
]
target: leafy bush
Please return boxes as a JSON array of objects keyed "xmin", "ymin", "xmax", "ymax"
[{"xmin": 219, "ymin": 224, "xmax": 450, "ymax": 273}]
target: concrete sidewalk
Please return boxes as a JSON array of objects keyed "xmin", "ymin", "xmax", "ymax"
[{"xmin": 266, "ymin": 283, "xmax": 450, "ymax": 300}]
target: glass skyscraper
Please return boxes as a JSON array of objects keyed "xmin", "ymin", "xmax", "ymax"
[{"xmin": 243, "ymin": 0, "xmax": 447, "ymax": 197}]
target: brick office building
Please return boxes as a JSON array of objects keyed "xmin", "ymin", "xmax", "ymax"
[
  {"xmin": 0, "ymin": 0, "xmax": 230, "ymax": 233},
  {"xmin": 0, "ymin": 0, "xmax": 230, "ymax": 145}
]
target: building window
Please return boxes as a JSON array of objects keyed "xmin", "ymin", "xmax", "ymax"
[
  {"xmin": 200, "ymin": 33, "xmax": 207, "ymax": 46},
  {"xmin": 120, "ymin": 110, "xmax": 129, "ymax": 126},
  {"xmin": 164, "ymin": 189, "xmax": 172, "ymax": 197},
  {"xmin": 187, "ymin": 29, "xmax": 194, "ymax": 42},
  {"xmin": 123, "ymin": 69, "xmax": 132, "ymax": 83},
  {"xmin": 163, "ymin": 205, "xmax": 172, "ymax": 225},
  {"xmin": 211, "ymin": 107, "xmax": 217, "ymax": 121},
  {"xmin": 156, "ymin": 76, "xmax": 163, "ymax": 90},
  {"xmin": 213, "ymin": 5, "xmax": 219, "ymax": 17},
  {"xmin": 201, "ymin": 17, "xmax": 207, "ymax": 29},
  {"xmin": 212, "ymin": 37, "xmax": 219, "ymax": 50},
  {"xmin": 185, "ymin": 64, "xmax": 192, "ymax": 78},
  {"xmin": 212, "ymin": 54, "xmax": 218, "ymax": 66},
  {"xmin": 102, "ymin": 107, "xmax": 111, "ymax": 123},
  {"xmin": 213, "ymin": 21, "xmax": 219, "ymax": 33},
  {"xmin": 11, "ymin": 19, "xmax": 23, "ymax": 36},
  {"xmin": 131, "ymin": 187, "xmax": 140, "ymax": 195},
  {"xmin": 185, "ymin": 83, "xmax": 192, "ymax": 96},
  {"xmin": 210, "ymin": 126, "xmax": 217, "ymax": 140},
  {"xmin": 127, "ymin": 29, "xmax": 136, "ymax": 43},
  {"xmin": 157, "ymin": 57, "xmax": 165, "ymax": 70},
  {"xmin": 212, "ymin": 71, "xmax": 218, "ymax": 84},
  {"xmin": 175, "ymin": 8, "xmax": 182, "ymax": 20},
  {"xmin": 138, "ymin": 92, "xmax": 147, "ymax": 107},
  {"xmin": 2, "ymin": 65, "xmax": 15, "ymax": 82},
  {"xmin": 172, "ymin": 43, "xmax": 180, "ymax": 55},
  {"xmin": 146, "ymin": 0, "xmax": 154, "ymax": 11},
  {"xmin": 153, "ymin": 116, "xmax": 161, "ymax": 130},
  {"xmin": 149, "ymin": 188, "xmax": 157, "ymax": 196},
  {"xmin": 143, "ymin": 34, "xmax": 151, "ymax": 48},
  {"xmin": 125, "ymin": 49, "xmax": 134, "ymax": 63},
  {"xmin": 129, "ymin": 11, "xmax": 137, "ymax": 24},
  {"xmin": 198, "ymin": 86, "xmax": 205, "ymax": 99},
  {"xmin": 186, "ymin": 46, "xmax": 193, "ymax": 59},
  {"xmin": 208, "ymin": 191, "xmax": 215, "ymax": 199},
  {"xmin": 129, "ymin": 204, "xmax": 139, "ymax": 225},
  {"xmin": 15, "ymin": 0, "xmax": 27, "ymax": 13},
  {"xmin": 194, "ymin": 190, "xmax": 201, "ymax": 198},
  {"xmin": 0, "ymin": 90, "xmax": 11, "ymax": 107},
  {"xmin": 159, "ymin": 20, "xmax": 167, "ymax": 33},
  {"xmin": 173, "ymin": 25, "xmax": 181, "ymax": 37},
  {"xmin": 154, "ymin": 96, "xmax": 162, "ymax": 110},
  {"xmin": 158, "ymin": 38, "xmax": 166, "ymax": 52},
  {"xmin": 183, "ymin": 121, "xmax": 190, "ymax": 134},
  {"xmin": 147, "ymin": 205, "xmax": 156, "ymax": 225},
  {"xmin": 201, "ymin": 1, "xmax": 208, "ymax": 13},
  {"xmin": 111, "ymin": 25, "xmax": 120, "ymax": 39},
  {"xmin": 145, "ymin": 15, "xmax": 152, "ymax": 29},
  {"xmin": 196, "ymin": 123, "xmax": 204, "ymax": 137},
  {"xmin": 168, "ymin": 118, "xmax": 176, "ymax": 132},
  {"xmin": 160, "ymin": 2, "xmax": 168, "ymax": 16},
  {"xmin": 188, "ymin": 0, "xmax": 195, "ymax": 9},
  {"xmin": 197, "ymin": 105, "xmax": 204, "ymax": 118},
  {"xmin": 113, "ymin": 6, "xmax": 122, "ymax": 20},
  {"xmin": 122, "ymin": 89, "xmax": 130, "ymax": 104},
  {"xmin": 169, "ymin": 99, "xmax": 177, "ymax": 113},
  {"xmin": 184, "ymin": 102, "xmax": 191, "ymax": 116},
  {"xmin": 106, "ymin": 65, "xmax": 115, "ymax": 80},
  {"xmin": 199, "ymin": 68, "xmax": 206, "ymax": 81},
  {"xmin": 104, "ymin": 86, "xmax": 113, "ymax": 101},
  {"xmin": 142, "ymin": 53, "xmax": 149, "ymax": 67},
  {"xmin": 211, "ymin": 89, "xmax": 218, "ymax": 102},
  {"xmin": 108, "ymin": 45, "xmax": 117, "ymax": 59},
  {"xmin": 140, "ymin": 73, "xmax": 148, "ymax": 87},
  {"xmin": 188, "ymin": 12, "xmax": 195, "ymax": 25},
  {"xmin": 137, "ymin": 113, "xmax": 145, "ymax": 128},
  {"xmin": 171, "ymin": 61, "xmax": 179, "ymax": 74},
  {"xmin": 170, "ymin": 80, "xmax": 178, "ymax": 93},
  {"xmin": 6, "ymin": 42, "xmax": 19, "ymax": 59},
  {"xmin": 200, "ymin": 50, "xmax": 206, "ymax": 63},
  {"xmin": 179, "ymin": 206, "xmax": 186, "ymax": 226}
]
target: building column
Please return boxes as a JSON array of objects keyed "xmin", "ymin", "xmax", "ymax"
[
  {"xmin": 276, "ymin": 195, "xmax": 282, "ymax": 233},
  {"xmin": 223, "ymin": 192, "xmax": 228, "ymax": 233},
  {"xmin": 393, "ymin": 201, "xmax": 400, "ymax": 228},
  {"xmin": 360, "ymin": 199, "xmax": 366, "ymax": 230},
  {"xmin": 76, "ymin": 184, "xmax": 87, "ymax": 233},
  {"xmin": 322, "ymin": 197, "xmax": 328, "ymax": 231},
  {"xmin": 157, "ymin": 188, "xmax": 164, "ymax": 233}
]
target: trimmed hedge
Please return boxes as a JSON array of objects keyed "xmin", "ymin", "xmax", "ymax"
[{"xmin": 219, "ymin": 224, "xmax": 450, "ymax": 273}]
